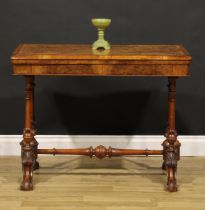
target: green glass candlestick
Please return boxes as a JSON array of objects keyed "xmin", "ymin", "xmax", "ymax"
[{"xmin": 91, "ymin": 18, "xmax": 111, "ymax": 50}]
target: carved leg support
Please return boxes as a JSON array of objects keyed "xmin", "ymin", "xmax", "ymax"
[
  {"xmin": 162, "ymin": 130, "xmax": 180, "ymax": 192},
  {"xmin": 20, "ymin": 76, "xmax": 38, "ymax": 191},
  {"xmin": 20, "ymin": 131, "xmax": 37, "ymax": 190},
  {"xmin": 31, "ymin": 77, "xmax": 39, "ymax": 171},
  {"xmin": 162, "ymin": 77, "xmax": 181, "ymax": 192}
]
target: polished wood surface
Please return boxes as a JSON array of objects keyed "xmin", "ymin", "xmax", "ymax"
[
  {"xmin": 37, "ymin": 147, "xmax": 163, "ymax": 157},
  {"xmin": 20, "ymin": 76, "xmax": 39, "ymax": 190},
  {"xmin": 11, "ymin": 44, "xmax": 191, "ymax": 76},
  {"xmin": 0, "ymin": 156, "xmax": 204, "ymax": 210},
  {"xmin": 162, "ymin": 77, "xmax": 180, "ymax": 192},
  {"xmin": 12, "ymin": 44, "xmax": 191, "ymax": 60},
  {"xmin": 11, "ymin": 44, "xmax": 192, "ymax": 192}
]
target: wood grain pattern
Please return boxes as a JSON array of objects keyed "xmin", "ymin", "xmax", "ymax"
[
  {"xmin": 11, "ymin": 44, "xmax": 192, "ymax": 76},
  {"xmin": 11, "ymin": 44, "xmax": 191, "ymax": 60},
  {"xmin": 12, "ymin": 64, "xmax": 190, "ymax": 76}
]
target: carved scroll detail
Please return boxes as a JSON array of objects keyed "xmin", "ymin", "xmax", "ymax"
[
  {"xmin": 162, "ymin": 130, "xmax": 180, "ymax": 192},
  {"xmin": 20, "ymin": 134, "xmax": 37, "ymax": 191}
]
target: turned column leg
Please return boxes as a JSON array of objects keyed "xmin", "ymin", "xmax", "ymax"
[
  {"xmin": 31, "ymin": 77, "xmax": 39, "ymax": 171},
  {"xmin": 162, "ymin": 77, "xmax": 181, "ymax": 192},
  {"xmin": 20, "ymin": 76, "xmax": 38, "ymax": 191}
]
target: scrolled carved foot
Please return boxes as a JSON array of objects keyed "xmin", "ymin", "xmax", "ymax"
[
  {"xmin": 20, "ymin": 165, "xmax": 33, "ymax": 191},
  {"xmin": 167, "ymin": 167, "xmax": 177, "ymax": 192},
  {"xmin": 21, "ymin": 147, "xmax": 34, "ymax": 191},
  {"xmin": 20, "ymin": 180, "xmax": 33, "ymax": 191}
]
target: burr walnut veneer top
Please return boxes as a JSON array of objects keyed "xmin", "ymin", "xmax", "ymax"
[
  {"xmin": 11, "ymin": 44, "xmax": 192, "ymax": 76},
  {"xmin": 12, "ymin": 44, "xmax": 191, "ymax": 61}
]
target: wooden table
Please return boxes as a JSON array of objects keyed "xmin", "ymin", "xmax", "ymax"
[{"xmin": 11, "ymin": 44, "xmax": 192, "ymax": 192}]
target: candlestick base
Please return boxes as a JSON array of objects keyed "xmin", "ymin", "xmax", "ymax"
[{"xmin": 92, "ymin": 39, "xmax": 110, "ymax": 51}]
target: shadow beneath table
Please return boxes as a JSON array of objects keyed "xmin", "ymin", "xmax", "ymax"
[
  {"xmin": 34, "ymin": 156, "xmax": 165, "ymax": 186},
  {"xmin": 1, "ymin": 156, "xmax": 198, "ymax": 192},
  {"xmin": 33, "ymin": 156, "xmax": 200, "ymax": 192},
  {"xmin": 51, "ymin": 90, "xmax": 152, "ymax": 135}
]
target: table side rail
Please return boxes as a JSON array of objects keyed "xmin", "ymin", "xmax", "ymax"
[{"xmin": 12, "ymin": 63, "xmax": 190, "ymax": 76}]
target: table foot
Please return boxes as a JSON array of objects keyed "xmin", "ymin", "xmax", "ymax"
[
  {"xmin": 167, "ymin": 167, "xmax": 177, "ymax": 192},
  {"xmin": 20, "ymin": 149, "xmax": 34, "ymax": 191},
  {"xmin": 20, "ymin": 129, "xmax": 38, "ymax": 191}
]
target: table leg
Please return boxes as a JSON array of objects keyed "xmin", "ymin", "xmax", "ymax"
[
  {"xmin": 162, "ymin": 77, "xmax": 181, "ymax": 192},
  {"xmin": 20, "ymin": 76, "xmax": 38, "ymax": 191},
  {"xmin": 31, "ymin": 77, "xmax": 39, "ymax": 171}
]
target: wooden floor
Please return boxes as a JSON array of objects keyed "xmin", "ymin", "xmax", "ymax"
[{"xmin": 0, "ymin": 156, "xmax": 205, "ymax": 210}]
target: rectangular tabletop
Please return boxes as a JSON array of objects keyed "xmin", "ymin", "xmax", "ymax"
[{"xmin": 11, "ymin": 44, "xmax": 192, "ymax": 76}]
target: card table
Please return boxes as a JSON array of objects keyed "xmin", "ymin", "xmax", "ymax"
[{"xmin": 11, "ymin": 44, "xmax": 192, "ymax": 191}]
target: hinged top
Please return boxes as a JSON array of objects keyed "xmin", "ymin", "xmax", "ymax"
[
  {"xmin": 11, "ymin": 44, "xmax": 192, "ymax": 76},
  {"xmin": 11, "ymin": 44, "xmax": 191, "ymax": 61}
]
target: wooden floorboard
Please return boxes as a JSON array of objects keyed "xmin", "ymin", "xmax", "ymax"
[{"xmin": 0, "ymin": 156, "xmax": 205, "ymax": 210}]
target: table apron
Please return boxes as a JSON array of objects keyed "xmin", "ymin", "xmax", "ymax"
[{"xmin": 13, "ymin": 64, "xmax": 189, "ymax": 76}]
